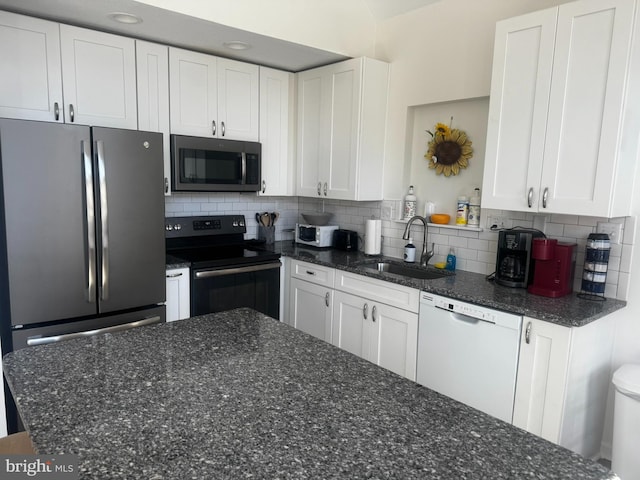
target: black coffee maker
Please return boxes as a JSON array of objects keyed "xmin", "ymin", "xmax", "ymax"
[{"xmin": 495, "ymin": 230, "xmax": 544, "ymax": 288}]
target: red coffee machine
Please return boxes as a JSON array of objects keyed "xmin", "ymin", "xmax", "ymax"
[{"xmin": 528, "ymin": 238, "xmax": 577, "ymax": 298}]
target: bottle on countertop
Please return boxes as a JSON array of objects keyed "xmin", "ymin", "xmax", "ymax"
[
  {"xmin": 446, "ymin": 248, "xmax": 456, "ymax": 271},
  {"xmin": 403, "ymin": 186, "xmax": 417, "ymax": 220},
  {"xmin": 456, "ymin": 196, "xmax": 469, "ymax": 225},
  {"xmin": 404, "ymin": 238, "xmax": 416, "ymax": 263},
  {"xmin": 468, "ymin": 188, "xmax": 481, "ymax": 227}
]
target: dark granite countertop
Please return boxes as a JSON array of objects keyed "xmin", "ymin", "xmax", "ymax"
[
  {"xmin": 3, "ymin": 308, "xmax": 615, "ymax": 479},
  {"xmin": 273, "ymin": 242, "xmax": 626, "ymax": 327}
]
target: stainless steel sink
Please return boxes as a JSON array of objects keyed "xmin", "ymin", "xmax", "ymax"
[{"xmin": 357, "ymin": 261, "xmax": 452, "ymax": 280}]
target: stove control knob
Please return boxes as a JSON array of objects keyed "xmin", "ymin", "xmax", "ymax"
[
  {"xmin": 165, "ymin": 224, "xmax": 173, "ymax": 231},
  {"xmin": 233, "ymin": 220, "xmax": 238, "ymax": 227},
  {"xmin": 239, "ymin": 220, "xmax": 245, "ymax": 227},
  {"xmin": 174, "ymin": 224, "xmax": 182, "ymax": 231}
]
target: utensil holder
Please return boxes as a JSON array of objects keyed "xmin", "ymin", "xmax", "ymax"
[
  {"xmin": 578, "ymin": 233, "xmax": 610, "ymax": 301},
  {"xmin": 258, "ymin": 225, "xmax": 275, "ymax": 245}
]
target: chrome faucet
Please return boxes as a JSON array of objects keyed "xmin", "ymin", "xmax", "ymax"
[{"xmin": 402, "ymin": 216, "xmax": 435, "ymax": 267}]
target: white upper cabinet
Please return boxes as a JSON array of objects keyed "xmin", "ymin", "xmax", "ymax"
[
  {"xmin": 483, "ymin": 0, "xmax": 639, "ymax": 217},
  {"xmin": 297, "ymin": 57, "xmax": 389, "ymax": 201},
  {"xmin": 136, "ymin": 40, "xmax": 171, "ymax": 195},
  {"xmin": 169, "ymin": 48, "xmax": 259, "ymax": 141},
  {"xmin": 60, "ymin": 25, "xmax": 137, "ymax": 129},
  {"xmin": 0, "ymin": 11, "xmax": 63, "ymax": 122},
  {"xmin": 259, "ymin": 67, "xmax": 295, "ymax": 196}
]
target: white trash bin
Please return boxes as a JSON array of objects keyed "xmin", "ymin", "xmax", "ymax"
[{"xmin": 612, "ymin": 364, "xmax": 640, "ymax": 479}]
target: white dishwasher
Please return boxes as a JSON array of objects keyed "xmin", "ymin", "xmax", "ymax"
[{"xmin": 416, "ymin": 292, "xmax": 522, "ymax": 423}]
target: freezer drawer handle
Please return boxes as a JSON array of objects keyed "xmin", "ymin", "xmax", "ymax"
[
  {"xmin": 82, "ymin": 140, "xmax": 96, "ymax": 304},
  {"xmin": 194, "ymin": 262, "xmax": 281, "ymax": 279},
  {"xmin": 26, "ymin": 316, "xmax": 162, "ymax": 347},
  {"xmin": 96, "ymin": 140, "xmax": 110, "ymax": 301}
]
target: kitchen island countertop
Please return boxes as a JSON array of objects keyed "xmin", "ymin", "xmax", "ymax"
[{"xmin": 3, "ymin": 308, "xmax": 615, "ymax": 479}]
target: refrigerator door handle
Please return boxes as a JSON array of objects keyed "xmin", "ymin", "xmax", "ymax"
[
  {"xmin": 82, "ymin": 140, "xmax": 97, "ymax": 304},
  {"xmin": 96, "ymin": 140, "xmax": 110, "ymax": 301},
  {"xmin": 26, "ymin": 316, "xmax": 163, "ymax": 347}
]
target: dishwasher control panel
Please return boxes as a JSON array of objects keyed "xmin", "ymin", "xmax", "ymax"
[{"xmin": 420, "ymin": 292, "xmax": 521, "ymax": 328}]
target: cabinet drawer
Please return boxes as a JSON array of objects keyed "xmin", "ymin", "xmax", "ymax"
[
  {"xmin": 335, "ymin": 271, "xmax": 419, "ymax": 313},
  {"xmin": 290, "ymin": 260, "xmax": 335, "ymax": 288}
]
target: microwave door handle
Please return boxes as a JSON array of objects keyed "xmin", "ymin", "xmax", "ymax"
[
  {"xmin": 241, "ymin": 152, "xmax": 247, "ymax": 184},
  {"xmin": 96, "ymin": 140, "xmax": 109, "ymax": 301},
  {"xmin": 82, "ymin": 140, "xmax": 96, "ymax": 304}
]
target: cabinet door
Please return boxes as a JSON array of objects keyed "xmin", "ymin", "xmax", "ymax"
[
  {"xmin": 136, "ymin": 41, "xmax": 171, "ymax": 195},
  {"xmin": 332, "ymin": 290, "xmax": 369, "ymax": 358},
  {"xmin": 169, "ymin": 47, "xmax": 218, "ymax": 137},
  {"xmin": 296, "ymin": 69, "xmax": 326, "ymax": 197},
  {"xmin": 482, "ymin": 8, "xmax": 557, "ymax": 212},
  {"xmin": 59, "ymin": 25, "xmax": 137, "ymax": 129},
  {"xmin": 0, "ymin": 11, "xmax": 63, "ymax": 122},
  {"xmin": 289, "ymin": 278, "xmax": 332, "ymax": 342},
  {"xmin": 540, "ymin": 0, "xmax": 635, "ymax": 216},
  {"xmin": 513, "ymin": 318, "xmax": 571, "ymax": 443},
  {"xmin": 371, "ymin": 303, "xmax": 418, "ymax": 381},
  {"xmin": 166, "ymin": 268, "xmax": 190, "ymax": 322},
  {"xmin": 259, "ymin": 67, "xmax": 294, "ymax": 196},
  {"xmin": 217, "ymin": 58, "xmax": 259, "ymax": 141},
  {"xmin": 324, "ymin": 59, "xmax": 360, "ymax": 200}
]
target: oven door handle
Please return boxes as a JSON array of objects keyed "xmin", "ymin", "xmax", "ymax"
[
  {"xmin": 194, "ymin": 261, "xmax": 281, "ymax": 279},
  {"xmin": 26, "ymin": 316, "xmax": 162, "ymax": 347}
]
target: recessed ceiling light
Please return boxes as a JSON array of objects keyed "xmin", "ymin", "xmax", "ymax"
[
  {"xmin": 223, "ymin": 41, "xmax": 251, "ymax": 51},
  {"xmin": 108, "ymin": 12, "xmax": 143, "ymax": 24}
]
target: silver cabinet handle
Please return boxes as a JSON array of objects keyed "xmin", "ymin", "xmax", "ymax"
[
  {"xmin": 372, "ymin": 305, "xmax": 377, "ymax": 322},
  {"xmin": 221, "ymin": 121, "xmax": 226, "ymax": 137},
  {"xmin": 96, "ymin": 140, "xmax": 109, "ymax": 301},
  {"xmin": 166, "ymin": 272, "xmax": 183, "ymax": 278},
  {"xmin": 363, "ymin": 303, "xmax": 368, "ymax": 319},
  {"xmin": 542, "ymin": 187, "xmax": 549, "ymax": 209},
  {"xmin": 164, "ymin": 177, "xmax": 169, "ymax": 194},
  {"xmin": 323, "ymin": 182, "xmax": 328, "ymax": 196},
  {"xmin": 69, "ymin": 104, "xmax": 75, "ymax": 122},
  {"xmin": 325, "ymin": 292, "xmax": 330, "ymax": 307},
  {"xmin": 317, "ymin": 182, "xmax": 322, "ymax": 196},
  {"xmin": 212, "ymin": 120, "xmax": 216, "ymax": 136},
  {"xmin": 54, "ymin": 102, "xmax": 60, "ymax": 121},
  {"xmin": 82, "ymin": 140, "xmax": 96, "ymax": 304},
  {"xmin": 262, "ymin": 180, "xmax": 266, "ymax": 194},
  {"xmin": 525, "ymin": 321, "xmax": 532, "ymax": 344},
  {"xmin": 27, "ymin": 316, "xmax": 162, "ymax": 346},
  {"xmin": 527, "ymin": 187, "xmax": 534, "ymax": 208}
]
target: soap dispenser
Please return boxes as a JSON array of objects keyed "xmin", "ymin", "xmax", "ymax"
[
  {"xmin": 404, "ymin": 238, "xmax": 416, "ymax": 263},
  {"xmin": 446, "ymin": 248, "xmax": 456, "ymax": 271}
]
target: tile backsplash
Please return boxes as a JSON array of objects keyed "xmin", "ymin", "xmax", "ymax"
[{"xmin": 165, "ymin": 194, "xmax": 633, "ymax": 301}]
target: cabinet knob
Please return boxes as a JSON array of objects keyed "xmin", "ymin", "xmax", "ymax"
[
  {"xmin": 54, "ymin": 102, "xmax": 60, "ymax": 121},
  {"xmin": 323, "ymin": 182, "xmax": 328, "ymax": 196},
  {"xmin": 372, "ymin": 305, "xmax": 377, "ymax": 322},
  {"xmin": 363, "ymin": 303, "xmax": 368, "ymax": 319},
  {"xmin": 525, "ymin": 321, "xmax": 532, "ymax": 344},
  {"xmin": 69, "ymin": 104, "xmax": 75, "ymax": 123},
  {"xmin": 542, "ymin": 187, "xmax": 549, "ymax": 209},
  {"xmin": 325, "ymin": 292, "xmax": 330, "ymax": 307},
  {"xmin": 212, "ymin": 120, "xmax": 216, "ymax": 136},
  {"xmin": 527, "ymin": 188, "xmax": 534, "ymax": 208}
]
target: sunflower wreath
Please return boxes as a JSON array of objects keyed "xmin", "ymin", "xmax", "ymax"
[{"xmin": 424, "ymin": 119, "xmax": 473, "ymax": 177}]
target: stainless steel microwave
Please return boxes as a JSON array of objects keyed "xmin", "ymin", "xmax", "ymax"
[{"xmin": 171, "ymin": 135, "xmax": 261, "ymax": 192}]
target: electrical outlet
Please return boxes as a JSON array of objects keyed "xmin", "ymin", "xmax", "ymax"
[
  {"xmin": 486, "ymin": 215, "xmax": 509, "ymax": 230},
  {"xmin": 596, "ymin": 222, "xmax": 623, "ymax": 244}
]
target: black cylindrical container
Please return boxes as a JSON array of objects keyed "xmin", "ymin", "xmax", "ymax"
[{"xmin": 579, "ymin": 233, "xmax": 610, "ymax": 300}]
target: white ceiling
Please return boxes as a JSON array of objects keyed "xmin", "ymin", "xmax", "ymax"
[{"xmin": 0, "ymin": 0, "xmax": 440, "ymax": 71}]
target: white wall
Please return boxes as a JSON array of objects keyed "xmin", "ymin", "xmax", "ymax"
[{"xmin": 134, "ymin": 0, "xmax": 378, "ymax": 58}]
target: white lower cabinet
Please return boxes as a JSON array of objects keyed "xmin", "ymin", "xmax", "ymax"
[
  {"xmin": 513, "ymin": 315, "xmax": 616, "ymax": 458},
  {"xmin": 289, "ymin": 277, "xmax": 333, "ymax": 342},
  {"xmin": 165, "ymin": 268, "xmax": 190, "ymax": 322},
  {"xmin": 332, "ymin": 290, "xmax": 418, "ymax": 380}
]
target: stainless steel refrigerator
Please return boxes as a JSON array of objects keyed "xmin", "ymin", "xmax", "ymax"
[{"xmin": 0, "ymin": 118, "xmax": 166, "ymax": 354}]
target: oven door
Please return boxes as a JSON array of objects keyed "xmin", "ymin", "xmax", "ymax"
[{"xmin": 191, "ymin": 261, "xmax": 281, "ymax": 319}]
